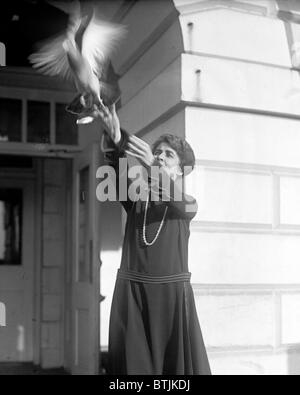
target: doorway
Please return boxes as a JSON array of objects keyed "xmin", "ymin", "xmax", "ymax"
[{"xmin": 0, "ymin": 176, "xmax": 35, "ymax": 362}]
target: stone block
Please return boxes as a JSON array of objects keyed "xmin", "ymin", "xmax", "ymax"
[
  {"xmin": 280, "ymin": 176, "xmax": 300, "ymax": 226},
  {"xmin": 186, "ymin": 107, "xmax": 300, "ymax": 169},
  {"xmin": 186, "ymin": 167, "xmax": 272, "ymax": 224},
  {"xmin": 180, "ymin": 8, "xmax": 290, "ymax": 66},
  {"xmin": 182, "ymin": 54, "xmax": 300, "ymax": 116},
  {"xmin": 189, "ymin": 232, "xmax": 300, "ymax": 284},
  {"xmin": 194, "ymin": 291, "xmax": 275, "ymax": 348},
  {"xmin": 281, "ymin": 293, "xmax": 300, "ymax": 345},
  {"xmin": 208, "ymin": 349, "xmax": 300, "ymax": 375}
]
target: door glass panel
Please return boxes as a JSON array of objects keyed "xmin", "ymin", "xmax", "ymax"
[
  {"xmin": 78, "ymin": 166, "xmax": 90, "ymax": 282},
  {"xmin": 0, "ymin": 98, "xmax": 22, "ymax": 142},
  {"xmin": 0, "ymin": 189, "xmax": 22, "ymax": 266},
  {"xmin": 27, "ymin": 101, "xmax": 50, "ymax": 144}
]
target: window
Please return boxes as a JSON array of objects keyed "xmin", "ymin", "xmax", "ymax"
[
  {"xmin": 27, "ymin": 101, "xmax": 51, "ymax": 144},
  {"xmin": 0, "ymin": 98, "xmax": 22, "ymax": 142},
  {"xmin": 0, "ymin": 97, "xmax": 79, "ymax": 148},
  {"xmin": 0, "ymin": 189, "xmax": 22, "ymax": 266},
  {"xmin": 56, "ymin": 103, "xmax": 78, "ymax": 145}
]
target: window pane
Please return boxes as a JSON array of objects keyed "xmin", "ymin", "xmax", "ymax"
[
  {"xmin": 56, "ymin": 103, "xmax": 78, "ymax": 145},
  {"xmin": 0, "ymin": 189, "xmax": 22, "ymax": 266},
  {"xmin": 0, "ymin": 98, "xmax": 22, "ymax": 142},
  {"xmin": 27, "ymin": 101, "xmax": 50, "ymax": 144}
]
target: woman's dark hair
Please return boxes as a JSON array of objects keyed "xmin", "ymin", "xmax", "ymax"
[{"xmin": 152, "ymin": 134, "xmax": 195, "ymax": 175}]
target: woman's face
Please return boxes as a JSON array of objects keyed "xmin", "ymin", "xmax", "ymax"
[{"xmin": 153, "ymin": 142, "xmax": 182, "ymax": 178}]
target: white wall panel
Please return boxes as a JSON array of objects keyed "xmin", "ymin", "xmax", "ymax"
[
  {"xmin": 280, "ymin": 176, "xmax": 300, "ymax": 225},
  {"xmin": 208, "ymin": 349, "xmax": 300, "ymax": 375},
  {"xmin": 186, "ymin": 107, "xmax": 300, "ymax": 168},
  {"xmin": 182, "ymin": 54, "xmax": 300, "ymax": 116},
  {"xmin": 179, "ymin": 9, "xmax": 291, "ymax": 66},
  {"xmin": 186, "ymin": 167, "xmax": 273, "ymax": 223},
  {"xmin": 189, "ymin": 232, "xmax": 300, "ymax": 284},
  {"xmin": 281, "ymin": 294, "xmax": 300, "ymax": 344},
  {"xmin": 194, "ymin": 292, "xmax": 275, "ymax": 347}
]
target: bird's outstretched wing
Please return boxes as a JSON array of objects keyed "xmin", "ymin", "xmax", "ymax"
[
  {"xmin": 81, "ymin": 14, "xmax": 126, "ymax": 77},
  {"xmin": 28, "ymin": 1, "xmax": 81, "ymax": 82},
  {"xmin": 29, "ymin": 34, "xmax": 73, "ymax": 81}
]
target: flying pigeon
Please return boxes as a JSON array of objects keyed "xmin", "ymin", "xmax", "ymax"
[{"xmin": 29, "ymin": 2, "xmax": 126, "ymax": 124}]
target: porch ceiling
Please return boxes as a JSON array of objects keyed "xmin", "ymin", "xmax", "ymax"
[
  {"xmin": 0, "ymin": 0, "xmax": 69, "ymax": 67},
  {"xmin": 0, "ymin": 0, "xmax": 129, "ymax": 68}
]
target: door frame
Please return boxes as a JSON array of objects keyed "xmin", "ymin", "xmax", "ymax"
[{"xmin": 69, "ymin": 143, "xmax": 101, "ymax": 375}]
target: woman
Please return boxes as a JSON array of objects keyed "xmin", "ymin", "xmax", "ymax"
[{"xmin": 98, "ymin": 104, "xmax": 211, "ymax": 375}]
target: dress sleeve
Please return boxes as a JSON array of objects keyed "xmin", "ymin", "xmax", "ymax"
[
  {"xmin": 148, "ymin": 165, "xmax": 198, "ymax": 220},
  {"xmin": 101, "ymin": 129, "xmax": 134, "ymax": 214}
]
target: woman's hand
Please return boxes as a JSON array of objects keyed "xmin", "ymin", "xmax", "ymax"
[
  {"xmin": 125, "ymin": 135, "xmax": 155, "ymax": 172},
  {"xmin": 96, "ymin": 103, "xmax": 121, "ymax": 145}
]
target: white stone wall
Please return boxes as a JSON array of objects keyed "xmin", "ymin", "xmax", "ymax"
[{"xmin": 177, "ymin": 0, "xmax": 300, "ymax": 375}]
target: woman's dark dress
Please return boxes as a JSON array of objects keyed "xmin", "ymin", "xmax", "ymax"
[{"xmin": 104, "ymin": 130, "xmax": 211, "ymax": 375}]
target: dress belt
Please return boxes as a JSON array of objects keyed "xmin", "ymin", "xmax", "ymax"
[{"xmin": 117, "ymin": 269, "xmax": 191, "ymax": 284}]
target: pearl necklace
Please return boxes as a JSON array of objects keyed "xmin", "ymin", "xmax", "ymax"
[{"xmin": 142, "ymin": 193, "xmax": 168, "ymax": 246}]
